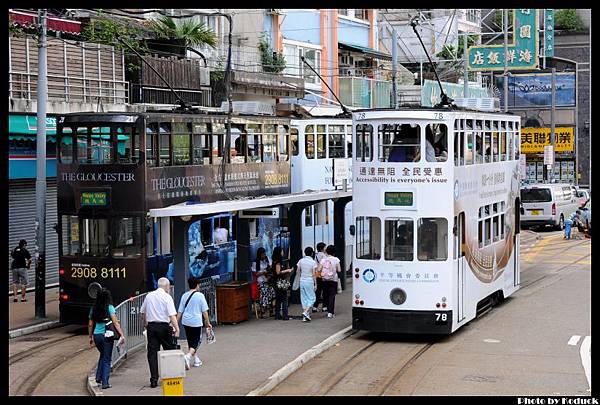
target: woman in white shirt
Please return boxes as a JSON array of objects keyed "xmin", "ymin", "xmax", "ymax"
[
  {"xmin": 296, "ymin": 247, "xmax": 317, "ymax": 322},
  {"xmin": 317, "ymin": 245, "xmax": 342, "ymax": 318}
]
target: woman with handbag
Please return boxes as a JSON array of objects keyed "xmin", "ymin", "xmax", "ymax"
[
  {"xmin": 88, "ymin": 288, "xmax": 124, "ymax": 389},
  {"xmin": 272, "ymin": 246, "xmax": 292, "ymax": 320},
  {"xmin": 296, "ymin": 246, "xmax": 317, "ymax": 322},
  {"xmin": 177, "ymin": 277, "xmax": 212, "ymax": 370},
  {"xmin": 252, "ymin": 247, "xmax": 275, "ymax": 318}
]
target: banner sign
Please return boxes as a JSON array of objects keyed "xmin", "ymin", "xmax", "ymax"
[
  {"xmin": 545, "ymin": 9, "xmax": 554, "ymax": 58},
  {"xmin": 520, "ymin": 127, "xmax": 574, "ymax": 154},
  {"xmin": 495, "ymin": 72, "xmax": 576, "ymax": 108},
  {"xmin": 467, "ymin": 9, "xmax": 539, "ymax": 71}
]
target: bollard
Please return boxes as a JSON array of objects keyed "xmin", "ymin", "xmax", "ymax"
[{"xmin": 158, "ymin": 350, "xmax": 186, "ymax": 396}]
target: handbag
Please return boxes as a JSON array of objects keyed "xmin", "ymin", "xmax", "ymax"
[
  {"xmin": 104, "ymin": 319, "xmax": 121, "ymax": 341},
  {"xmin": 276, "ymin": 277, "xmax": 290, "ymax": 291},
  {"xmin": 291, "ymin": 266, "xmax": 300, "ymax": 291}
]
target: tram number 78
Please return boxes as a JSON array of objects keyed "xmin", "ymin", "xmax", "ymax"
[{"xmin": 434, "ymin": 312, "xmax": 448, "ymax": 325}]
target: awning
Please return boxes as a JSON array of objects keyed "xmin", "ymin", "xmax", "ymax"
[
  {"xmin": 10, "ymin": 10, "xmax": 81, "ymax": 35},
  {"xmin": 338, "ymin": 42, "xmax": 392, "ymax": 61}
]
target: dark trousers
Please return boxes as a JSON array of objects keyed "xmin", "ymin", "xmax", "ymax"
[
  {"xmin": 93, "ymin": 333, "xmax": 114, "ymax": 387},
  {"xmin": 315, "ymin": 277, "xmax": 323, "ymax": 307},
  {"xmin": 322, "ymin": 280, "xmax": 338, "ymax": 314},
  {"xmin": 147, "ymin": 322, "xmax": 176, "ymax": 383},
  {"xmin": 184, "ymin": 325, "xmax": 202, "ymax": 351},
  {"xmin": 274, "ymin": 289, "xmax": 289, "ymax": 319}
]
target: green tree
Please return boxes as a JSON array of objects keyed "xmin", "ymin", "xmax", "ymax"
[
  {"xmin": 436, "ymin": 35, "xmax": 477, "ymax": 60},
  {"xmin": 81, "ymin": 12, "xmax": 147, "ymax": 53},
  {"xmin": 555, "ymin": 9, "xmax": 585, "ymax": 31},
  {"xmin": 149, "ymin": 16, "xmax": 217, "ymax": 49},
  {"xmin": 258, "ymin": 34, "xmax": 286, "ymax": 74}
]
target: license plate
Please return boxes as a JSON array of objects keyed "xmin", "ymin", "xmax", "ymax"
[{"xmin": 530, "ymin": 210, "xmax": 540, "ymax": 215}]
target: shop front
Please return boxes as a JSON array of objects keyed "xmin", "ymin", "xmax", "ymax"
[{"xmin": 521, "ymin": 126, "xmax": 576, "ymax": 184}]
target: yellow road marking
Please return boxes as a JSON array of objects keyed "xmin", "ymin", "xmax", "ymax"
[{"xmin": 523, "ymin": 236, "xmax": 555, "ymax": 262}]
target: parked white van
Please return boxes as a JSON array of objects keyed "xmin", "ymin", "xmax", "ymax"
[{"xmin": 520, "ymin": 183, "xmax": 580, "ymax": 229}]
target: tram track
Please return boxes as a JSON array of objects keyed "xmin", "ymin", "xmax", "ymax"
[{"xmin": 9, "ymin": 328, "xmax": 84, "ymax": 366}]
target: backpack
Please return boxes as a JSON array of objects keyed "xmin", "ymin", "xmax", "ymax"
[{"xmin": 320, "ymin": 257, "xmax": 335, "ymax": 281}]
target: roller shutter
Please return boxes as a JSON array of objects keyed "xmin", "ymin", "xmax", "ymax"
[{"xmin": 8, "ymin": 179, "xmax": 59, "ymax": 291}]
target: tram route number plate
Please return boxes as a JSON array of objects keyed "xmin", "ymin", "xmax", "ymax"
[{"xmin": 434, "ymin": 313, "xmax": 448, "ymax": 325}]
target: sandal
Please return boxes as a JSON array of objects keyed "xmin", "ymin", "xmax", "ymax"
[{"xmin": 21, "ymin": 299, "xmax": 27, "ymax": 302}]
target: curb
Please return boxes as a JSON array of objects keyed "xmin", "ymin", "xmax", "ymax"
[
  {"xmin": 87, "ymin": 377, "xmax": 103, "ymax": 396},
  {"xmin": 246, "ymin": 325, "xmax": 356, "ymax": 396},
  {"xmin": 9, "ymin": 320, "xmax": 61, "ymax": 339},
  {"xmin": 87, "ymin": 342, "xmax": 146, "ymax": 396}
]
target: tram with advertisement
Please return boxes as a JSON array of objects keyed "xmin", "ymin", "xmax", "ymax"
[
  {"xmin": 290, "ymin": 118, "xmax": 353, "ymax": 264},
  {"xmin": 56, "ymin": 111, "xmax": 291, "ymax": 323},
  {"xmin": 351, "ymin": 107, "xmax": 522, "ymax": 334}
]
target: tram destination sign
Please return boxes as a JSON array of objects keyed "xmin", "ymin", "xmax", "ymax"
[
  {"xmin": 80, "ymin": 191, "xmax": 109, "ymax": 206},
  {"xmin": 384, "ymin": 192, "xmax": 413, "ymax": 207}
]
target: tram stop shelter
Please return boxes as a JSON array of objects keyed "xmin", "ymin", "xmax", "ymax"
[{"xmin": 149, "ymin": 189, "xmax": 352, "ymax": 322}]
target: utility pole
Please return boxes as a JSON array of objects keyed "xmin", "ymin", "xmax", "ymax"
[
  {"xmin": 550, "ymin": 67, "xmax": 556, "ymax": 183},
  {"xmin": 542, "ymin": 9, "xmax": 547, "ymax": 70},
  {"xmin": 503, "ymin": 9, "xmax": 508, "ymax": 113},
  {"xmin": 463, "ymin": 33, "xmax": 468, "ymax": 98},
  {"xmin": 392, "ymin": 27, "xmax": 398, "ymax": 108},
  {"xmin": 35, "ymin": 9, "xmax": 47, "ymax": 319}
]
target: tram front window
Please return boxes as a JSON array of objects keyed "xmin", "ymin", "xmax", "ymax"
[
  {"xmin": 417, "ymin": 218, "xmax": 448, "ymax": 261},
  {"xmin": 356, "ymin": 216, "xmax": 381, "ymax": 260},
  {"xmin": 81, "ymin": 218, "xmax": 110, "ymax": 257},
  {"xmin": 112, "ymin": 217, "xmax": 143, "ymax": 257},
  {"xmin": 385, "ymin": 219, "xmax": 414, "ymax": 261},
  {"xmin": 379, "ymin": 124, "xmax": 420, "ymax": 162}
]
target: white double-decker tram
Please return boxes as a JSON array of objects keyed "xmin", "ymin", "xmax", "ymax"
[{"xmin": 351, "ymin": 107, "xmax": 522, "ymax": 334}]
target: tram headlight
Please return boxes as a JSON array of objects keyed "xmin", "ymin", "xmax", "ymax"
[{"xmin": 389, "ymin": 288, "xmax": 407, "ymax": 305}]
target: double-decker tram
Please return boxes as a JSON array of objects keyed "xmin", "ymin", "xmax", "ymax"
[
  {"xmin": 290, "ymin": 118, "xmax": 353, "ymax": 256},
  {"xmin": 351, "ymin": 107, "xmax": 522, "ymax": 334},
  {"xmin": 56, "ymin": 111, "xmax": 291, "ymax": 323}
]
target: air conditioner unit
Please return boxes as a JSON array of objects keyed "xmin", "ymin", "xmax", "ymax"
[
  {"xmin": 239, "ymin": 208, "xmax": 280, "ymax": 219},
  {"xmin": 453, "ymin": 97, "xmax": 500, "ymax": 112}
]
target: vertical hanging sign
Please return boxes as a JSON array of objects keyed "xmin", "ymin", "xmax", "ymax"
[
  {"xmin": 545, "ymin": 9, "xmax": 554, "ymax": 57},
  {"xmin": 467, "ymin": 9, "xmax": 539, "ymax": 71}
]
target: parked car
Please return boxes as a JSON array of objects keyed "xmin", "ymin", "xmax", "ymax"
[
  {"xmin": 580, "ymin": 202, "xmax": 591, "ymax": 235},
  {"xmin": 577, "ymin": 188, "xmax": 591, "ymax": 208},
  {"xmin": 520, "ymin": 183, "xmax": 580, "ymax": 230}
]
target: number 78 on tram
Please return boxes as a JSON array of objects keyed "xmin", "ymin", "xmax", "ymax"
[{"xmin": 351, "ymin": 108, "xmax": 522, "ymax": 334}]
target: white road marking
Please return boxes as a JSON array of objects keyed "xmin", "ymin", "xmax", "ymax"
[
  {"xmin": 568, "ymin": 335, "xmax": 582, "ymax": 346},
  {"xmin": 580, "ymin": 336, "xmax": 591, "ymax": 390},
  {"xmin": 483, "ymin": 339, "xmax": 500, "ymax": 343}
]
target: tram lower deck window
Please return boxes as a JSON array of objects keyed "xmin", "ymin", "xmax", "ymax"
[
  {"xmin": 417, "ymin": 218, "xmax": 448, "ymax": 261},
  {"xmin": 385, "ymin": 219, "xmax": 414, "ymax": 261},
  {"xmin": 356, "ymin": 216, "xmax": 381, "ymax": 260}
]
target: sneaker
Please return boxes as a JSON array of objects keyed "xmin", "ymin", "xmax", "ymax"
[
  {"xmin": 302, "ymin": 318, "xmax": 308, "ymax": 322},
  {"xmin": 101, "ymin": 384, "xmax": 112, "ymax": 389},
  {"xmin": 312, "ymin": 307, "xmax": 318, "ymax": 313},
  {"xmin": 322, "ymin": 307, "xmax": 328, "ymax": 312},
  {"xmin": 193, "ymin": 357, "xmax": 202, "ymax": 367},
  {"xmin": 184, "ymin": 353, "xmax": 192, "ymax": 370},
  {"xmin": 327, "ymin": 313, "xmax": 335, "ymax": 318}
]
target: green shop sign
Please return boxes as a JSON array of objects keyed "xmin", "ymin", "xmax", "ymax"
[
  {"xmin": 544, "ymin": 9, "xmax": 554, "ymax": 58},
  {"xmin": 467, "ymin": 9, "xmax": 539, "ymax": 71}
]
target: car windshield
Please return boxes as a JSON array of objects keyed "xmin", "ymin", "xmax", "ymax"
[{"xmin": 521, "ymin": 188, "xmax": 552, "ymax": 203}]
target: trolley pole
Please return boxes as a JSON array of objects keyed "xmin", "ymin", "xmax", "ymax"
[
  {"xmin": 35, "ymin": 9, "xmax": 48, "ymax": 319},
  {"xmin": 392, "ymin": 27, "xmax": 398, "ymax": 108}
]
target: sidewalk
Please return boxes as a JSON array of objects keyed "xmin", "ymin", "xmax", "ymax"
[
  {"xmin": 9, "ymin": 286, "xmax": 60, "ymax": 333},
  {"xmin": 101, "ymin": 287, "xmax": 354, "ymax": 396}
]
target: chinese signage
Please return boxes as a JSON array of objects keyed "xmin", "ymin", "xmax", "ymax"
[
  {"xmin": 356, "ymin": 166, "xmax": 448, "ymax": 185},
  {"xmin": 496, "ymin": 72, "xmax": 576, "ymax": 108},
  {"xmin": 520, "ymin": 127, "xmax": 574, "ymax": 154},
  {"xmin": 467, "ymin": 9, "xmax": 539, "ymax": 71},
  {"xmin": 384, "ymin": 192, "xmax": 413, "ymax": 206},
  {"xmin": 81, "ymin": 191, "xmax": 108, "ymax": 206},
  {"xmin": 421, "ymin": 80, "xmax": 490, "ymax": 107},
  {"xmin": 545, "ymin": 9, "xmax": 554, "ymax": 57}
]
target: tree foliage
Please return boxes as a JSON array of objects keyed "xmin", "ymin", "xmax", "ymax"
[
  {"xmin": 149, "ymin": 16, "xmax": 217, "ymax": 49},
  {"xmin": 258, "ymin": 34, "xmax": 286, "ymax": 74},
  {"xmin": 81, "ymin": 12, "xmax": 147, "ymax": 53},
  {"xmin": 436, "ymin": 35, "xmax": 477, "ymax": 60},
  {"xmin": 555, "ymin": 9, "xmax": 585, "ymax": 31}
]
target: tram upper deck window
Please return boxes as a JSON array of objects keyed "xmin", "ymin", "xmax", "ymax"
[
  {"xmin": 172, "ymin": 122, "xmax": 191, "ymax": 166},
  {"xmin": 378, "ymin": 124, "xmax": 420, "ymax": 162},
  {"xmin": 146, "ymin": 123, "xmax": 158, "ymax": 167},
  {"xmin": 117, "ymin": 126, "xmax": 140, "ymax": 164},
  {"xmin": 385, "ymin": 219, "xmax": 414, "ymax": 261},
  {"xmin": 356, "ymin": 216, "xmax": 381, "ymax": 260},
  {"xmin": 305, "ymin": 125, "xmax": 315, "ymax": 159},
  {"xmin": 417, "ymin": 218, "xmax": 448, "ymax": 261},
  {"xmin": 247, "ymin": 124, "xmax": 263, "ymax": 163},
  {"xmin": 290, "ymin": 128, "xmax": 299, "ymax": 156},
  {"xmin": 59, "ymin": 127, "xmax": 74, "ymax": 164},
  {"xmin": 465, "ymin": 131, "xmax": 474, "ymax": 165},
  {"xmin": 212, "ymin": 123, "xmax": 225, "ymax": 165},
  {"xmin": 159, "ymin": 123, "xmax": 171, "ymax": 166},
  {"xmin": 112, "ymin": 217, "xmax": 142, "ymax": 257},
  {"xmin": 328, "ymin": 125, "xmax": 345, "ymax": 158},
  {"xmin": 61, "ymin": 215, "xmax": 80, "ymax": 255},
  {"xmin": 425, "ymin": 124, "xmax": 447, "ymax": 162},
  {"xmin": 454, "ymin": 120, "xmax": 464, "ymax": 166},
  {"xmin": 264, "ymin": 124, "xmax": 277, "ymax": 162},
  {"xmin": 346, "ymin": 125, "xmax": 353, "ymax": 158},
  {"xmin": 278, "ymin": 125, "xmax": 290, "ymax": 161},
  {"xmin": 192, "ymin": 123, "xmax": 211, "ymax": 165},
  {"xmin": 76, "ymin": 127, "xmax": 115, "ymax": 164},
  {"xmin": 317, "ymin": 125, "xmax": 326, "ymax": 159},
  {"xmin": 356, "ymin": 124, "xmax": 373, "ymax": 162},
  {"xmin": 81, "ymin": 218, "xmax": 110, "ymax": 257}
]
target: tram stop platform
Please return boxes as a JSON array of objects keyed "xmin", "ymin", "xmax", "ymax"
[
  {"xmin": 9, "ymin": 286, "xmax": 61, "ymax": 338},
  {"xmin": 96, "ymin": 287, "xmax": 353, "ymax": 396}
]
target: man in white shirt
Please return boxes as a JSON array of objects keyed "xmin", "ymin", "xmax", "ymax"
[{"xmin": 140, "ymin": 277, "xmax": 180, "ymax": 388}]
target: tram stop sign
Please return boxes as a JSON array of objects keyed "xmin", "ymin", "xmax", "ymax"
[{"xmin": 544, "ymin": 145, "xmax": 554, "ymax": 166}]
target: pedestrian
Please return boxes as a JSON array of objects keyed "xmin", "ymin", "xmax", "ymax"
[
  {"xmin": 318, "ymin": 245, "xmax": 342, "ymax": 319},
  {"xmin": 565, "ymin": 210, "xmax": 582, "ymax": 239},
  {"xmin": 88, "ymin": 288, "xmax": 124, "ymax": 390},
  {"xmin": 140, "ymin": 277, "xmax": 180, "ymax": 388},
  {"xmin": 177, "ymin": 277, "xmax": 212, "ymax": 370},
  {"xmin": 11, "ymin": 239, "xmax": 31, "ymax": 302},
  {"xmin": 313, "ymin": 242, "xmax": 326, "ymax": 312},
  {"xmin": 272, "ymin": 246, "xmax": 293, "ymax": 320},
  {"xmin": 252, "ymin": 247, "xmax": 275, "ymax": 318},
  {"xmin": 296, "ymin": 247, "xmax": 317, "ymax": 322}
]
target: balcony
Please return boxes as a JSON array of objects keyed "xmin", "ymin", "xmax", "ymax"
[{"xmin": 339, "ymin": 77, "xmax": 392, "ymax": 109}]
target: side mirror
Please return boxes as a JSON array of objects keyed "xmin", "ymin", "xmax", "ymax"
[
  {"xmin": 349, "ymin": 225, "xmax": 355, "ymax": 236},
  {"xmin": 520, "ymin": 207, "xmax": 525, "ymax": 215}
]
